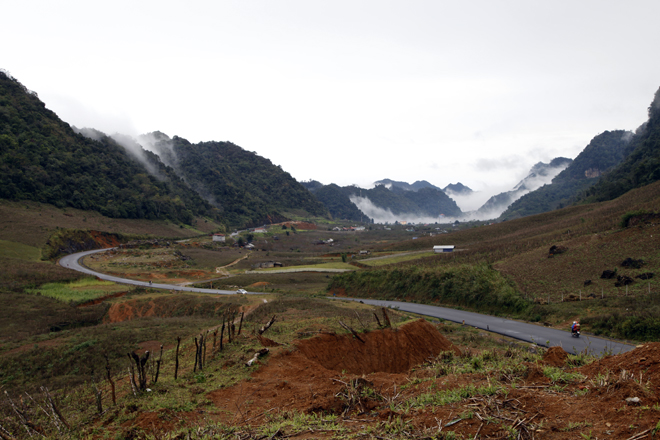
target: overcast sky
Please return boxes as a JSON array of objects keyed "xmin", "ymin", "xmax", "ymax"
[{"xmin": 4, "ymin": 1, "xmax": 660, "ymax": 200}]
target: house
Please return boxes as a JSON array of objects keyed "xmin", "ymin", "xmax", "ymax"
[
  {"xmin": 212, "ymin": 234, "xmax": 226, "ymax": 242},
  {"xmin": 244, "ymin": 243, "xmax": 255, "ymax": 250},
  {"xmin": 359, "ymin": 250, "xmax": 370, "ymax": 255},
  {"xmin": 252, "ymin": 227, "xmax": 267, "ymax": 233},
  {"xmin": 433, "ymin": 245, "xmax": 455, "ymax": 253}
]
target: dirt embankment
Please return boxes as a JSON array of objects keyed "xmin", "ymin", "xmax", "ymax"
[
  {"xmin": 207, "ymin": 319, "xmax": 459, "ymax": 422},
  {"xmin": 295, "ymin": 319, "xmax": 460, "ymax": 375},
  {"xmin": 45, "ymin": 229, "xmax": 123, "ymax": 259}
]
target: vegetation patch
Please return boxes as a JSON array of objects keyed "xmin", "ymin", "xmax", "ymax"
[
  {"xmin": 25, "ymin": 277, "xmax": 126, "ymax": 304},
  {"xmin": 0, "ymin": 239, "xmax": 41, "ymax": 261},
  {"xmin": 329, "ymin": 263, "xmax": 528, "ymax": 315}
]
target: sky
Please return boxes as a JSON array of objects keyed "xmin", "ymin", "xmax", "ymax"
[{"xmin": 3, "ymin": 1, "xmax": 660, "ymax": 207}]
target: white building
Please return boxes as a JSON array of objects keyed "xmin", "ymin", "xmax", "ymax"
[
  {"xmin": 433, "ymin": 245, "xmax": 455, "ymax": 253},
  {"xmin": 212, "ymin": 234, "xmax": 226, "ymax": 242}
]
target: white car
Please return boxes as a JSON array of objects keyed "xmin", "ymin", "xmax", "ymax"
[{"xmin": 236, "ymin": 288, "xmax": 247, "ymax": 294}]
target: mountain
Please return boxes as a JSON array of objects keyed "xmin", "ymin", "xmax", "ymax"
[
  {"xmin": 477, "ymin": 157, "xmax": 572, "ymax": 218},
  {"xmin": 0, "ymin": 70, "xmax": 328, "ymax": 228},
  {"xmin": 580, "ymin": 87, "xmax": 660, "ymax": 203},
  {"xmin": 443, "ymin": 182, "xmax": 473, "ymax": 196},
  {"xmin": 374, "ymin": 178, "xmax": 443, "ymax": 192},
  {"xmin": 308, "ymin": 184, "xmax": 370, "ymax": 222},
  {"xmin": 0, "ymin": 70, "xmax": 217, "ymax": 225},
  {"xmin": 132, "ymin": 134, "xmax": 329, "ymax": 227},
  {"xmin": 349, "ymin": 184, "xmax": 463, "ymax": 221},
  {"xmin": 499, "ymin": 131, "xmax": 632, "ymax": 220}
]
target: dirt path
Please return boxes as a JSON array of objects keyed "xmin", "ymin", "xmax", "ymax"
[{"xmin": 178, "ymin": 252, "xmax": 252, "ymax": 286}]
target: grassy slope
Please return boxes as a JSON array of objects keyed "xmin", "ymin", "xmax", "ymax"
[{"xmin": 0, "ymin": 199, "xmax": 224, "ymax": 249}]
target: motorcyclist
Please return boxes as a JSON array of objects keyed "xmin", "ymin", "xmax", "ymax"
[{"xmin": 571, "ymin": 321, "xmax": 580, "ymax": 335}]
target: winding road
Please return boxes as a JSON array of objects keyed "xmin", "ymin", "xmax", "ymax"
[
  {"xmin": 59, "ymin": 248, "xmax": 242, "ymax": 295},
  {"xmin": 60, "ymin": 248, "xmax": 636, "ymax": 355}
]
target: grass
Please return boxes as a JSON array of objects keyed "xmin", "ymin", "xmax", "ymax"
[
  {"xmin": 0, "ymin": 239, "xmax": 41, "ymax": 260},
  {"xmin": 253, "ymin": 262, "xmax": 355, "ymax": 271},
  {"xmin": 360, "ymin": 251, "xmax": 435, "ymax": 266},
  {"xmin": 25, "ymin": 277, "xmax": 128, "ymax": 303}
]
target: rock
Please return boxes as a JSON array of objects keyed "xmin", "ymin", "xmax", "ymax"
[
  {"xmin": 584, "ymin": 280, "xmax": 592, "ymax": 286},
  {"xmin": 626, "ymin": 397, "xmax": 641, "ymax": 405},
  {"xmin": 549, "ymin": 245, "xmax": 568, "ymax": 256},
  {"xmin": 636, "ymin": 273, "xmax": 654, "ymax": 280},
  {"xmin": 621, "ymin": 258, "xmax": 645, "ymax": 269},
  {"xmin": 615, "ymin": 275, "xmax": 634, "ymax": 287},
  {"xmin": 600, "ymin": 269, "xmax": 617, "ymax": 279}
]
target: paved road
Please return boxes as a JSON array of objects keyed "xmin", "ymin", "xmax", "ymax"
[
  {"xmin": 333, "ymin": 298, "xmax": 635, "ymax": 356},
  {"xmin": 58, "ymin": 248, "xmax": 248, "ymax": 295},
  {"xmin": 60, "ymin": 249, "xmax": 636, "ymax": 355}
]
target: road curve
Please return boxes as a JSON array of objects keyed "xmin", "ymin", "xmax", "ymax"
[
  {"xmin": 58, "ymin": 248, "xmax": 251, "ymax": 295},
  {"xmin": 332, "ymin": 298, "xmax": 635, "ymax": 356},
  {"xmin": 60, "ymin": 249, "xmax": 636, "ymax": 355}
]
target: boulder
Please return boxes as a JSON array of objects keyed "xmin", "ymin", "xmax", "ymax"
[{"xmin": 601, "ymin": 269, "xmax": 617, "ymax": 279}]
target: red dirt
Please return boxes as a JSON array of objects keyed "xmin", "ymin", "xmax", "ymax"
[
  {"xmin": 281, "ymin": 221, "xmax": 318, "ymax": 230},
  {"xmin": 578, "ymin": 342, "xmax": 660, "ymax": 395},
  {"xmin": 207, "ymin": 319, "xmax": 458, "ymax": 424},
  {"xmin": 247, "ymin": 281, "xmax": 271, "ymax": 287},
  {"xmin": 90, "ymin": 230, "xmax": 122, "ymax": 248},
  {"xmin": 105, "ymin": 300, "xmax": 159, "ymax": 323},
  {"xmin": 543, "ymin": 346, "xmax": 569, "ymax": 367},
  {"xmin": 77, "ymin": 290, "xmax": 128, "ymax": 307},
  {"xmin": 294, "ymin": 319, "xmax": 460, "ymax": 375}
]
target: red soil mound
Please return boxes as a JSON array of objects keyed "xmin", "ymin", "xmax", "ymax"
[
  {"xmin": 207, "ymin": 319, "xmax": 459, "ymax": 424},
  {"xmin": 543, "ymin": 346, "xmax": 569, "ymax": 367},
  {"xmin": 578, "ymin": 342, "xmax": 660, "ymax": 394},
  {"xmin": 248, "ymin": 281, "xmax": 271, "ymax": 287},
  {"xmin": 295, "ymin": 319, "xmax": 459, "ymax": 375}
]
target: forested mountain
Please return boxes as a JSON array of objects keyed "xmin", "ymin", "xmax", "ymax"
[
  {"xmin": 0, "ymin": 71, "xmax": 217, "ymax": 225},
  {"xmin": 443, "ymin": 182, "xmax": 473, "ymax": 196},
  {"xmin": 136, "ymin": 135, "xmax": 329, "ymax": 227},
  {"xmin": 374, "ymin": 178, "xmax": 443, "ymax": 192},
  {"xmin": 0, "ymin": 71, "xmax": 328, "ymax": 228},
  {"xmin": 477, "ymin": 157, "xmax": 572, "ymax": 218},
  {"xmin": 348, "ymin": 184, "xmax": 463, "ymax": 219},
  {"xmin": 308, "ymin": 183, "xmax": 370, "ymax": 222},
  {"xmin": 499, "ymin": 131, "xmax": 631, "ymax": 220},
  {"xmin": 580, "ymin": 87, "xmax": 660, "ymax": 203}
]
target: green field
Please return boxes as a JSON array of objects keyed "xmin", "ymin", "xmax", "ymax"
[
  {"xmin": 25, "ymin": 277, "xmax": 128, "ymax": 303},
  {"xmin": 0, "ymin": 240, "xmax": 41, "ymax": 261}
]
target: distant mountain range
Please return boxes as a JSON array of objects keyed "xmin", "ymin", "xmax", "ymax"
[
  {"xmin": 303, "ymin": 181, "xmax": 463, "ymax": 222},
  {"xmin": 3, "ymin": 69, "xmax": 659, "ymax": 227}
]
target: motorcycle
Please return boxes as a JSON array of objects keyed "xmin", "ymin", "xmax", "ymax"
[{"xmin": 571, "ymin": 329, "xmax": 580, "ymax": 338}]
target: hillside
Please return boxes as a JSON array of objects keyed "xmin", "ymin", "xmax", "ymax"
[
  {"xmin": 581, "ymin": 87, "xmax": 660, "ymax": 203},
  {"xmin": 307, "ymin": 183, "xmax": 370, "ymax": 222},
  {"xmin": 134, "ymin": 134, "xmax": 329, "ymax": 227},
  {"xmin": 499, "ymin": 131, "xmax": 631, "ymax": 220},
  {"xmin": 0, "ymin": 71, "xmax": 219, "ymax": 225}
]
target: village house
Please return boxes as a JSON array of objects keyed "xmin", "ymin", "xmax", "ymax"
[{"xmin": 212, "ymin": 233, "xmax": 226, "ymax": 242}]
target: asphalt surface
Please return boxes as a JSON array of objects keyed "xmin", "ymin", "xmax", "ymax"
[
  {"xmin": 60, "ymin": 248, "xmax": 636, "ymax": 355},
  {"xmin": 58, "ymin": 248, "xmax": 246, "ymax": 295},
  {"xmin": 332, "ymin": 298, "xmax": 635, "ymax": 356}
]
